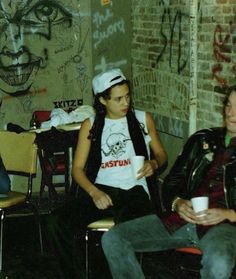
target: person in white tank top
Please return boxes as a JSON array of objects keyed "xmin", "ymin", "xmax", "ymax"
[
  {"xmin": 45, "ymin": 69, "xmax": 167, "ymax": 278},
  {"xmin": 72, "ymin": 68, "xmax": 167, "ymax": 219}
]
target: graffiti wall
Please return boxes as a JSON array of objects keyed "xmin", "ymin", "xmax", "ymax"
[
  {"xmin": 0, "ymin": 0, "xmax": 91, "ymax": 129},
  {"xmin": 131, "ymin": 0, "xmax": 236, "ymax": 132},
  {"xmin": 0, "ymin": 0, "xmax": 131, "ymax": 130},
  {"xmin": 91, "ymin": 0, "xmax": 131, "ymax": 79}
]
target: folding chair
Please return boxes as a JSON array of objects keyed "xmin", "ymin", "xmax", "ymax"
[{"xmin": 0, "ymin": 131, "xmax": 43, "ymax": 272}]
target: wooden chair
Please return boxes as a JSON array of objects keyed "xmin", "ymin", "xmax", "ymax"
[{"xmin": 0, "ymin": 131, "xmax": 43, "ymax": 272}]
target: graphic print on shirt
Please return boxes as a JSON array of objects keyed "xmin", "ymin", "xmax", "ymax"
[{"xmin": 102, "ymin": 132, "xmax": 131, "ymax": 159}]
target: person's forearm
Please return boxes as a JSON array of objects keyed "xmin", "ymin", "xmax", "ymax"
[
  {"xmin": 150, "ymin": 155, "xmax": 167, "ymax": 170},
  {"xmin": 72, "ymin": 168, "xmax": 98, "ymax": 197},
  {"xmin": 155, "ymin": 151, "xmax": 168, "ymax": 169},
  {"xmin": 227, "ymin": 209, "xmax": 236, "ymax": 222}
]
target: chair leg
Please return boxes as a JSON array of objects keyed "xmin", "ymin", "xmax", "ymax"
[
  {"xmin": 38, "ymin": 218, "xmax": 44, "ymax": 255},
  {"xmin": 85, "ymin": 230, "xmax": 89, "ymax": 279},
  {"xmin": 39, "ymin": 174, "xmax": 47, "ymax": 203},
  {"xmin": 0, "ymin": 210, "xmax": 4, "ymax": 272},
  {"xmin": 64, "ymin": 159, "xmax": 70, "ymax": 194},
  {"xmin": 139, "ymin": 252, "xmax": 143, "ymax": 266},
  {"xmin": 26, "ymin": 202, "xmax": 43, "ymax": 254}
]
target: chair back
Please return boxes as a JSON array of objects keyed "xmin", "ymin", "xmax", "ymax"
[
  {"xmin": 0, "ymin": 131, "xmax": 37, "ymax": 174},
  {"xmin": 33, "ymin": 111, "xmax": 51, "ymax": 124}
]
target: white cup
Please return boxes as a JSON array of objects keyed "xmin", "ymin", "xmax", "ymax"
[
  {"xmin": 130, "ymin": 155, "xmax": 145, "ymax": 179},
  {"xmin": 191, "ymin": 196, "xmax": 209, "ymax": 217}
]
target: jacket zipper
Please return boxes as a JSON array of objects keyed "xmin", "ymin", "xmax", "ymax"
[
  {"xmin": 223, "ymin": 158, "xmax": 236, "ymax": 209},
  {"xmin": 188, "ymin": 155, "xmax": 210, "ymax": 191}
]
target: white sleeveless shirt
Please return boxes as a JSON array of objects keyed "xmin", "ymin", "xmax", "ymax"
[{"xmin": 90, "ymin": 110, "xmax": 151, "ymax": 194}]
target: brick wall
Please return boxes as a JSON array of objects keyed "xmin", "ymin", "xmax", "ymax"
[{"xmin": 131, "ymin": 0, "xmax": 236, "ymax": 135}]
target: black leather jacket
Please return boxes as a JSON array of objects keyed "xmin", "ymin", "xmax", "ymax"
[{"xmin": 162, "ymin": 127, "xmax": 236, "ymax": 213}]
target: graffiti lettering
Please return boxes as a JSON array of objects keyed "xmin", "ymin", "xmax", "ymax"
[
  {"xmin": 93, "ymin": 9, "xmax": 113, "ymax": 28},
  {"xmin": 212, "ymin": 22, "xmax": 236, "ymax": 89},
  {"xmin": 94, "ymin": 56, "xmax": 127, "ymax": 73},
  {"xmin": 93, "ymin": 19, "xmax": 125, "ymax": 49},
  {"xmin": 53, "ymin": 99, "xmax": 83, "ymax": 110},
  {"xmin": 156, "ymin": 6, "xmax": 189, "ymax": 73}
]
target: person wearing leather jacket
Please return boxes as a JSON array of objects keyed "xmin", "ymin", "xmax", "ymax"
[
  {"xmin": 101, "ymin": 85, "xmax": 236, "ymax": 279},
  {"xmin": 162, "ymin": 126, "xmax": 236, "ymax": 213}
]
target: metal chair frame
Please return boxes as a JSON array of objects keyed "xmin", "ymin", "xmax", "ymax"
[
  {"xmin": 0, "ymin": 131, "xmax": 43, "ymax": 272},
  {"xmin": 85, "ymin": 217, "xmax": 144, "ymax": 279},
  {"xmin": 85, "ymin": 217, "xmax": 114, "ymax": 279}
]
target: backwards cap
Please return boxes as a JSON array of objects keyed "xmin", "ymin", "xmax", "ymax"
[{"xmin": 92, "ymin": 68, "xmax": 126, "ymax": 95}]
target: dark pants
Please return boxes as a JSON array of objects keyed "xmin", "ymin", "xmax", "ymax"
[{"xmin": 45, "ymin": 185, "xmax": 151, "ymax": 278}]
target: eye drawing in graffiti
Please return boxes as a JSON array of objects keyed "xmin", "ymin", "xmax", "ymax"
[{"xmin": 0, "ymin": 0, "xmax": 73, "ymax": 96}]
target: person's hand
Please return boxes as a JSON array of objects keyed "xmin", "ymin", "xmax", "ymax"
[
  {"xmin": 89, "ymin": 188, "xmax": 113, "ymax": 210},
  {"xmin": 175, "ymin": 198, "xmax": 198, "ymax": 223},
  {"xmin": 196, "ymin": 208, "xmax": 236, "ymax": 225},
  {"xmin": 137, "ymin": 160, "xmax": 157, "ymax": 179}
]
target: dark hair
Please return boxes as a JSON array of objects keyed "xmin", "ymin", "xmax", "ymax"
[
  {"xmin": 222, "ymin": 85, "xmax": 236, "ymax": 120},
  {"xmin": 88, "ymin": 79, "xmax": 146, "ymax": 141},
  {"xmin": 223, "ymin": 85, "xmax": 236, "ymax": 107},
  {"xmin": 89, "ymin": 80, "xmax": 127, "ymax": 140}
]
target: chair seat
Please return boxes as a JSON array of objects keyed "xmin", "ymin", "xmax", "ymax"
[
  {"xmin": 87, "ymin": 218, "xmax": 115, "ymax": 230},
  {"xmin": 176, "ymin": 247, "xmax": 202, "ymax": 255},
  {"xmin": 86, "ymin": 217, "xmax": 115, "ymax": 277},
  {"xmin": 0, "ymin": 191, "xmax": 25, "ymax": 208}
]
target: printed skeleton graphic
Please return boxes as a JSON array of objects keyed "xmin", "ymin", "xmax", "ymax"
[{"xmin": 102, "ymin": 133, "xmax": 131, "ymax": 159}]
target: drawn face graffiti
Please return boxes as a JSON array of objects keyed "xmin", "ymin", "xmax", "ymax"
[{"xmin": 0, "ymin": 0, "xmax": 73, "ymax": 95}]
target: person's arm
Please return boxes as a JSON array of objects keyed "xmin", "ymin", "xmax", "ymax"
[
  {"xmin": 161, "ymin": 131, "xmax": 201, "ymax": 211},
  {"xmin": 227, "ymin": 209, "xmax": 236, "ymax": 222},
  {"xmin": 146, "ymin": 112, "xmax": 167, "ymax": 169},
  {"xmin": 137, "ymin": 112, "xmax": 167, "ymax": 179},
  {"xmin": 72, "ymin": 118, "xmax": 113, "ymax": 209},
  {"xmin": 173, "ymin": 200, "xmax": 236, "ymax": 225},
  {"xmin": 196, "ymin": 208, "xmax": 236, "ymax": 225}
]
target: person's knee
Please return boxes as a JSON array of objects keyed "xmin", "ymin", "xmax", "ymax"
[
  {"xmin": 202, "ymin": 252, "xmax": 234, "ymax": 279},
  {"xmin": 102, "ymin": 229, "xmax": 119, "ymax": 252}
]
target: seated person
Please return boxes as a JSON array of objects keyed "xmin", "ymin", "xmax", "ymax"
[
  {"xmin": 45, "ymin": 68, "xmax": 167, "ymax": 278},
  {"xmin": 102, "ymin": 85, "xmax": 236, "ymax": 279},
  {"xmin": 72, "ymin": 67, "xmax": 167, "ymax": 223}
]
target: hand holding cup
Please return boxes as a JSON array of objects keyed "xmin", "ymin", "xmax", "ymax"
[
  {"xmin": 191, "ymin": 196, "xmax": 209, "ymax": 217},
  {"xmin": 130, "ymin": 155, "xmax": 144, "ymax": 179}
]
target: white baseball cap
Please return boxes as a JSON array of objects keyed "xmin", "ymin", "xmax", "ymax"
[{"xmin": 92, "ymin": 68, "xmax": 126, "ymax": 95}]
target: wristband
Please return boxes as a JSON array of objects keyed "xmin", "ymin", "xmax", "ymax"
[{"xmin": 171, "ymin": 197, "xmax": 181, "ymax": 212}]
